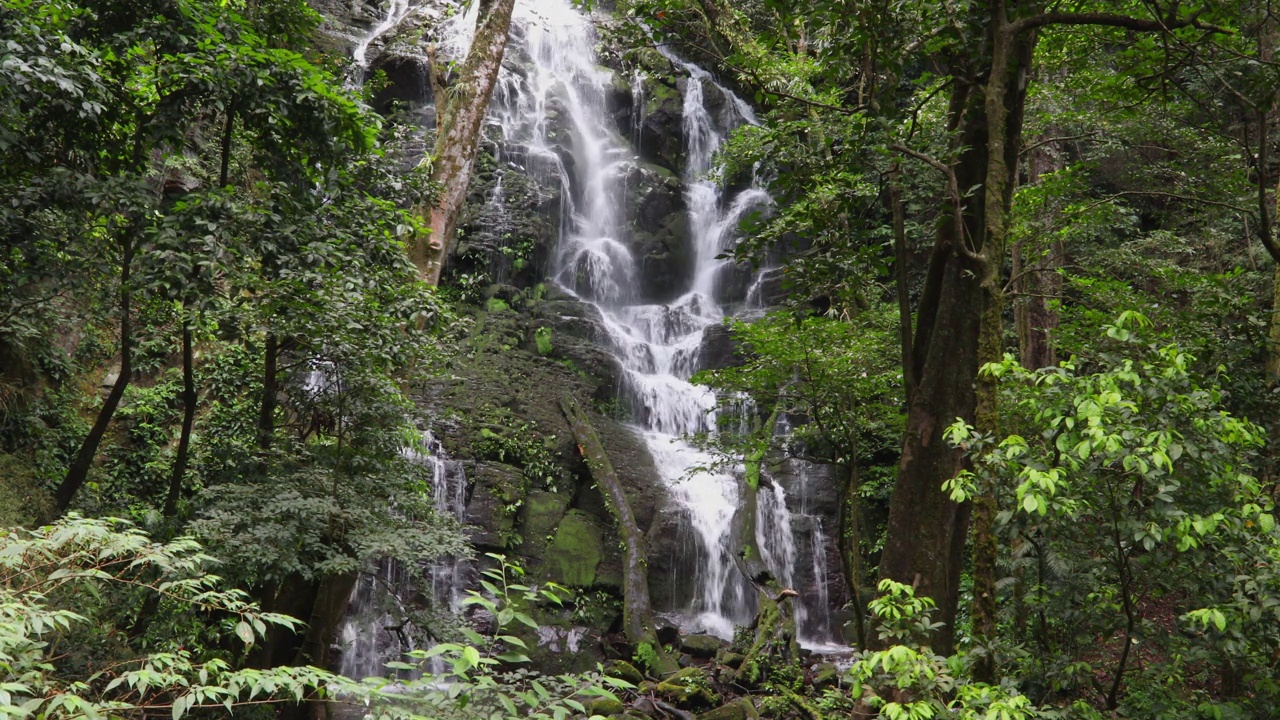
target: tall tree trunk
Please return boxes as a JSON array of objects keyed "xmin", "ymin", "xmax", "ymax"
[
  {"xmin": 560, "ymin": 395, "xmax": 677, "ymax": 674},
  {"xmin": 164, "ymin": 324, "xmax": 196, "ymax": 516},
  {"xmin": 56, "ymin": 233, "xmax": 136, "ymax": 512},
  {"xmin": 880, "ymin": 5, "xmax": 1036, "ymax": 655},
  {"xmin": 838, "ymin": 460, "xmax": 867, "ymax": 649},
  {"xmin": 1270, "ymin": 263, "xmax": 1280, "ymax": 381},
  {"xmin": 257, "ymin": 334, "xmax": 279, "ymax": 451},
  {"xmin": 413, "ymin": 0, "xmax": 517, "ymax": 285}
]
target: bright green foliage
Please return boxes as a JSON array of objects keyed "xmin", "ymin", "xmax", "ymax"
[
  {"xmin": 844, "ymin": 580, "xmax": 1044, "ymax": 720},
  {"xmin": 946, "ymin": 314, "xmax": 1278, "ymax": 715},
  {"xmin": 694, "ymin": 307, "xmax": 902, "ymax": 471},
  {"xmin": 0, "ymin": 514, "xmax": 321, "ymax": 719}
]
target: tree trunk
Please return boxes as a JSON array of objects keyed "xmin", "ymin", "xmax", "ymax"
[
  {"xmin": 257, "ymin": 334, "xmax": 279, "ymax": 451},
  {"xmin": 560, "ymin": 394, "xmax": 677, "ymax": 674},
  {"xmin": 879, "ymin": 6, "xmax": 1035, "ymax": 655},
  {"xmin": 164, "ymin": 324, "xmax": 196, "ymax": 516},
  {"xmin": 413, "ymin": 0, "xmax": 517, "ymax": 285},
  {"xmin": 56, "ymin": 233, "xmax": 135, "ymax": 512},
  {"xmin": 1270, "ymin": 263, "xmax": 1280, "ymax": 381},
  {"xmin": 838, "ymin": 460, "xmax": 867, "ymax": 649}
]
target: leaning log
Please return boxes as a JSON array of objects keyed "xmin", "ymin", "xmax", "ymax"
[{"xmin": 560, "ymin": 394, "xmax": 678, "ymax": 675}]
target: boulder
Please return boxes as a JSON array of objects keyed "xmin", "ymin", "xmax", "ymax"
[
  {"xmin": 698, "ymin": 699, "xmax": 759, "ymax": 720},
  {"xmin": 679, "ymin": 633, "xmax": 726, "ymax": 658},
  {"xmin": 547, "ymin": 509, "xmax": 607, "ymax": 587},
  {"xmin": 587, "ymin": 697, "xmax": 627, "ymax": 716},
  {"xmin": 655, "ymin": 667, "xmax": 720, "ymax": 709},
  {"xmin": 605, "ymin": 659, "xmax": 646, "ymax": 686}
]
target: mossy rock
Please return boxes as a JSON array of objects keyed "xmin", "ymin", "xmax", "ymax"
[
  {"xmin": 811, "ymin": 662, "xmax": 839, "ymax": 689},
  {"xmin": 586, "ymin": 697, "xmax": 626, "ymax": 716},
  {"xmin": 655, "ymin": 667, "xmax": 719, "ymax": 709},
  {"xmin": 699, "ymin": 699, "xmax": 759, "ymax": 720},
  {"xmin": 605, "ymin": 659, "xmax": 646, "ymax": 686},
  {"xmin": 679, "ymin": 633, "xmax": 725, "ymax": 658},
  {"xmin": 546, "ymin": 509, "xmax": 606, "ymax": 587},
  {"xmin": 521, "ymin": 490, "xmax": 570, "ymax": 551}
]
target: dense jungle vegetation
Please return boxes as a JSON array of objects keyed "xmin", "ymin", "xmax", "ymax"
[{"xmin": 1, "ymin": 0, "xmax": 1279, "ymax": 718}]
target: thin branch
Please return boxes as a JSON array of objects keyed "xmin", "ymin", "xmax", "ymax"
[
  {"xmin": 890, "ymin": 143, "xmax": 984, "ymax": 263},
  {"xmin": 1020, "ymin": 132, "xmax": 1099, "ymax": 156}
]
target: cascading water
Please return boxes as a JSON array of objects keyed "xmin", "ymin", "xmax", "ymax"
[
  {"xmin": 336, "ymin": 432, "xmax": 468, "ymax": 679},
  {"xmin": 340, "ymin": 0, "xmax": 843, "ymax": 658},
  {"xmin": 473, "ymin": 0, "xmax": 789, "ymax": 639},
  {"xmin": 353, "ymin": 0, "xmax": 416, "ymax": 70}
]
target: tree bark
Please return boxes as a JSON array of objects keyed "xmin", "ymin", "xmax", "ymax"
[
  {"xmin": 879, "ymin": 3, "xmax": 1035, "ymax": 655},
  {"xmin": 414, "ymin": 0, "xmax": 517, "ymax": 285},
  {"xmin": 56, "ymin": 232, "xmax": 136, "ymax": 512},
  {"xmin": 164, "ymin": 324, "xmax": 196, "ymax": 516},
  {"xmin": 257, "ymin": 334, "xmax": 279, "ymax": 451},
  {"xmin": 560, "ymin": 394, "xmax": 677, "ymax": 674},
  {"xmin": 838, "ymin": 460, "xmax": 867, "ymax": 649}
]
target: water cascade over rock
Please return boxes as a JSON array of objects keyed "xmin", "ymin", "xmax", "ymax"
[
  {"xmin": 478, "ymin": 0, "xmax": 776, "ymax": 640},
  {"xmin": 337, "ymin": 0, "xmax": 847, "ymax": 672}
]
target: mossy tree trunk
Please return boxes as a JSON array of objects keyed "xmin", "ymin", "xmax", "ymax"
[
  {"xmin": 414, "ymin": 0, "xmax": 517, "ymax": 285},
  {"xmin": 560, "ymin": 394, "xmax": 677, "ymax": 675}
]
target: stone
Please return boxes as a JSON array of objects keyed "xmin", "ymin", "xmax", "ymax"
[
  {"xmin": 605, "ymin": 659, "xmax": 646, "ymax": 686},
  {"xmin": 464, "ymin": 462, "xmax": 525, "ymax": 550},
  {"xmin": 520, "ymin": 490, "xmax": 570, "ymax": 551},
  {"xmin": 546, "ymin": 509, "xmax": 605, "ymax": 587},
  {"xmin": 811, "ymin": 662, "xmax": 839, "ymax": 689},
  {"xmin": 587, "ymin": 697, "xmax": 626, "ymax": 716},
  {"xmin": 697, "ymin": 322, "xmax": 740, "ymax": 371},
  {"xmin": 655, "ymin": 667, "xmax": 719, "ymax": 709},
  {"xmin": 631, "ymin": 697, "xmax": 661, "ymax": 718},
  {"xmin": 679, "ymin": 634, "xmax": 725, "ymax": 658},
  {"xmin": 698, "ymin": 698, "xmax": 759, "ymax": 720},
  {"xmin": 718, "ymin": 651, "xmax": 745, "ymax": 669}
]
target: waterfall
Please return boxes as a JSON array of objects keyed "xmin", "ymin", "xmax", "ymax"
[
  {"xmin": 340, "ymin": 0, "xmax": 842, "ymax": 653},
  {"xmin": 469, "ymin": 0, "xmax": 781, "ymax": 639},
  {"xmin": 336, "ymin": 432, "xmax": 468, "ymax": 679},
  {"xmin": 353, "ymin": 0, "xmax": 415, "ymax": 70}
]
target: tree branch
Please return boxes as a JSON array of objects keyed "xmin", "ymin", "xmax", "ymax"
[{"xmin": 1011, "ymin": 10, "xmax": 1232, "ymax": 36}]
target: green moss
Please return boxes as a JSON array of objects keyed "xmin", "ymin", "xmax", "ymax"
[
  {"xmin": 546, "ymin": 510, "xmax": 604, "ymax": 587},
  {"xmin": 644, "ymin": 80, "xmax": 680, "ymax": 116},
  {"xmin": 486, "ymin": 297, "xmax": 511, "ymax": 313},
  {"xmin": 535, "ymin": 326, "xmax": 553, "ymax": 356}
]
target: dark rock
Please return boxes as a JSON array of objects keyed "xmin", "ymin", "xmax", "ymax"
[
  {"xmin": 718, "ymin": 651, "xmax": 745, "ymax": 669},
  {"xmin": 587, "ymin": 697, "xmax": 627, "ymax": 716},
  {"xmin": 464, "ymin": 462, "xmax": 526, "ymax": 550},
  {"xmin": 638, "ymin": 78, "xmax": 684, "ymax": 174},
  {"xmin": 811, "ymin": 662, "xmax": 839, "ymax": 689},
  {"xmin": 697, "ymin": 322, "xmax": 740, "ymax": 371},
  {"xmin": 631, "ymin": 697, "xmax": 662, "ymax": 718},
  {"xmin": 369, "ymin": 56, "xmax": 431, "ymax": 113},
  {"xmin": 657, "ymin": 624, "xmax": 681, "ymax": 647},
  {"xmin": 546, "ymin": 509, "xmax": 608, "ymax": 587},
  {"xmin": 679, "ymin": 634, "xmax": 726, "ymax": 658},
  {"xmin": 656, "ymin": 666, "xmax": 719, "ymax": 709}
]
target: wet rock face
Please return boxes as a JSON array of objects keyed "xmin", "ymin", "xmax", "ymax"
[
  {"xmin": 638, "ymin": 79, "xmax": 684, "ymax": 174},
  {"xmin": 621, "ymin": 161, "xmax": 693, "ymax": 302}
]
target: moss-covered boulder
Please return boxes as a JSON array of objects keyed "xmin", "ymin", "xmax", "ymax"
[
  {"xmin": 547, "ymin": 509, "xmax": 607, "ymax": 587},
  {"xmin": 465, "ymin": 462, "xmax": 526, "ymax": 550},
  {"xmin": 679, "ymin": 633, "xmax": 726, "ymax": 658},
  {"xmin": 699, "ymin": 699, "xmax": 759, "ymax": 720},
  {"xmin": 605, "ymin": 659, "xmax": 647, "ymax": 686},
  {"xmin": 655, "ymin": 667, "xmax": 720, "ymax": 709}
]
